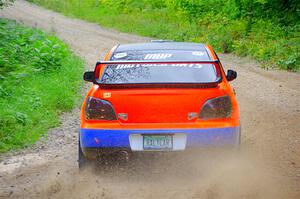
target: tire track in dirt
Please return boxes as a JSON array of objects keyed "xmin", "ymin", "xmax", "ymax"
[{"xmin": 0, "ymin": 1, "xmax": 299, "ymax": 198}]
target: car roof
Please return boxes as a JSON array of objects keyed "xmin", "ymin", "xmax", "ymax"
[{"xmin": 114, "ymin": 42, "xmax": 208, "ymax": 52}]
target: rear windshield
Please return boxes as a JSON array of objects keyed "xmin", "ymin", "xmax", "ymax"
[{"xmin": 100, "ymin": 50, "xmax": 218, "ymax": 84}]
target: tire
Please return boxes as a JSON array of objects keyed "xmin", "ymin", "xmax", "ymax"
[{"xmin": 78, "ymin": 140, "xmax": 88, "ymax": 170}]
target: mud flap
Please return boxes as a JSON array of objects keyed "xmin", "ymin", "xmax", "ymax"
[{"xmin": 78, "ymin": 140, "xmax": 88, "ymax": 170}]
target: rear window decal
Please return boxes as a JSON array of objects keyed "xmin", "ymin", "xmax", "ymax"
[
  {"xmin": 115, "ymin": 63, "xmax": 203, "ymax": 70},
  {"xmin": 192, "ymin": 51, "xmax": 205, "ymax": 56},
  {"xmin": 111, "ymin": 50, "xmax": 210, "ymax": 61},
  {"xmin": 144, "ymin": 53, "xmax": 172, "ymax": 60},
  {"xmin": 114, "ymin": 52, "xmax": 127, "ymax": 59},
  {"xmin": 105, "ymin": 49, "xmax": 216, "ymax": 84}
]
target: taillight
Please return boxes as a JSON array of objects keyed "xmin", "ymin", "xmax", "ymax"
[
  {"xmin": 85, "ymin": 97, "xmax": 117, "ymax": 120},
  {"xmin": 200, "ymin": 95, "xmax": 232, "ymax": 120}
]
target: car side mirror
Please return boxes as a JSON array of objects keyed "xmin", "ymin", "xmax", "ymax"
[
  {"xmin": 226, "ymin": 69, "xmax": 237, "ymax": 81},
  {"xmin": 83, "ymin": 71, "xmax": 94, "ymax": 82}
]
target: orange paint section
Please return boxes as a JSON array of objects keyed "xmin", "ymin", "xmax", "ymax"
[
  {"xmin": 81, "ymin": 46, "xmax": 240, "ymax": 130},
  {"xmin": 205, "ymin": 45, "xmax": 217, "ymax": 61}
]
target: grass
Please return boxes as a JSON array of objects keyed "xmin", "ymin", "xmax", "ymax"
[
  {"xmin": 0, "ymin": 19, "xmax": 84, "ymax": 152},
  {"xmin": 27, "ymin": 0, "xmax": 299, "ymax": 71}
]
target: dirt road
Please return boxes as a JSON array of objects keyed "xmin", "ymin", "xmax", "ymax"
[{"xmin": 0, "ymin": 1, "xmax": 299, "ymax": 198}]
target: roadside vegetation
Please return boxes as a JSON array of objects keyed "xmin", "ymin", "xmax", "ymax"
[
  {"xmin": 0, "ymin": 19, "xmax": 84, "ymax": 152},
  {"xmin": 0, "ymin": 0, "xmax": 14, "ymax": 8},
  {"xmin": 28, "ymin": 0, "xmax": 299, "ymax": 71}
]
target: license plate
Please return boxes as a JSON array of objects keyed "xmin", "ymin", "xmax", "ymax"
[{"xmin": 143, "ymin": 135, "xmax": 173, "ymax": 150}]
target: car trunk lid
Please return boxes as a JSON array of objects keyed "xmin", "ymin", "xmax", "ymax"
[{"xmin": 99, "ymin": 88, "xmax": 225, "ymax": 123}]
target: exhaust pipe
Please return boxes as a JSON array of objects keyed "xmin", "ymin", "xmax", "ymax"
[{"xmin": 118, "ymin": 150, "xmax": 130, "ymax": 161}]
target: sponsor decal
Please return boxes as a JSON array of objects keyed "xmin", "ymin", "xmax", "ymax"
[
  {"xmin": 103, "ymin": 92, "xmax": 111, "ymax": 98},
  {"xmin": 192, "ymin": 51, "xmax": 205, "ymax": 56},
  {"xmin": 114, "ymin": 63, "xmax": 203, "ymax": 70},
  {"xmin": 114, "ymin": 52, "xmax": 127, "ymax": 59},
  {"xmin": 144, "ymin": 53, "xmax": 172, "ymax": 60}
]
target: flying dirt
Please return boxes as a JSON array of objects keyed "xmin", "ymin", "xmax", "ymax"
[{"xmin": 0, "ymin": 1, "xmax": 299, "ymax": 198}]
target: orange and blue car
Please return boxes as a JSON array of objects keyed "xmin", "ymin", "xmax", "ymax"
[{"xmin": 79, "ymin": 41, "xmax": 240, "ymax": 167}]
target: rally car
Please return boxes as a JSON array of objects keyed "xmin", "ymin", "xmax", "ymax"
[{"xmin": 80, "ymin": 41, "xmax": 240, "ymax": 168}]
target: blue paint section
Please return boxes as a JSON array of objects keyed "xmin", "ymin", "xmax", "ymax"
[{"xmin": 80, "ymin": 127, "xmax": 240, "ymax": 148}]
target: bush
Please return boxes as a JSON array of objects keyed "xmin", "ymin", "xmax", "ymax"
[
  {"xmin": 0, "ymin": 19, "xmax": 84, "ymax": 152},
  {"xmin": 0, "ymin": 0, "xmax": 14, "ymax": 9}
]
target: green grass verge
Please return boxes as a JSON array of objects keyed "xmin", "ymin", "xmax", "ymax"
[
  {"xmin": 27, "ymin": 0, "xmax": 299, "ymax": 71},
  {"xmin": 0, "ymin": 19, "xmax": 84, "ymax": 152}
]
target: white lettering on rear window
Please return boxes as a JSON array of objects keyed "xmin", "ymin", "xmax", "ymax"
[
  {"xmin": 116, "ymin": 64, "xmax": 137, "ymax": 69},
  {"xmin": 114, "ymin": 64, "xmax": 204, "ymax": 70},
  {"xmin": 144, "ymin": 53, "xmax": 172, "ymax": 60}
]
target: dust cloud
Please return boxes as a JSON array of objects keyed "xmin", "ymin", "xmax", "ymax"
[{"xmin": 22, "ymin": 147, "xmax": 292, "ymax": 199}]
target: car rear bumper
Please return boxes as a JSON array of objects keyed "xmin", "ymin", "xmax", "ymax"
[{"xmin": 80, "ymin": 126, "xmax": 240, "ymax": 150}]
